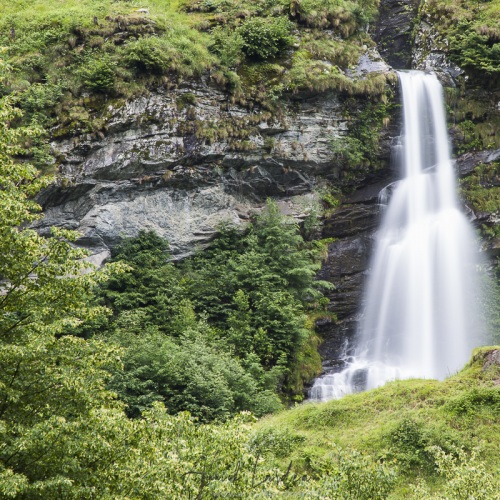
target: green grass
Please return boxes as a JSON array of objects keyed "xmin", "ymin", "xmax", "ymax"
[
  {"xmin": 0, "ymin": 0, "xmax": 214, "ymax": 138},
  {"xmin": 0, "ymin": 0, "xmax": 394, "ymax": 139},
  {"xmin": 461, "ymin": 161, "xmax": 500, "ymax": 214},
  {"xmin": 421, "ymin": 0, "xmax": 500, "ymax": 79},
  {"xmin": 253, "ymin": 346, "xmax": 500, "ymax": 498}
]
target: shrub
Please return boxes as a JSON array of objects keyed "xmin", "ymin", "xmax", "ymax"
[
  {"xmin": 107, "ymin": 328, "xmax": 283, "ymax": 421},
  {"xmin": 210, "ymin": 26, "xmax": 245, "ymax": 67},
  {"xmin": 249, "ymin": 427, "xmax": 306, "ymax": 458},
  {"xmin": 123, "ymin": 36, "xmax": 174, "ymax": 74},
  {"xmin": 290, "ymin": 0, "xmax": 378, "ymax": 35},
  {"xmin": 386, "ymin": 416, "xmax": 466, "ymax": 473},
  {"xmin": 81, "ymin": 55, "xmax": 115, "ymax": 92},
  {"xmin": 302, "ymin": 445, "xmax": 397, "ymax": 500},
  {"xmin": 238, "ymin": 16, "xmax": 294, "ymax": 61},
  {"xmin": 20, "ymin": 82, "xmax": 63, "ymax": 113},
  {"xmin": 122, "ymin": 24, "xmax": 215, "ymax": 77},
  {"xmin": 412, "ymin": 447, "xmax": 500, "ymax": 500}
]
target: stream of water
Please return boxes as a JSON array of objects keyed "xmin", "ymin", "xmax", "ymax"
[{"xmin": 310, "ymin": 71, "xmax": 484, "ymax": 401}]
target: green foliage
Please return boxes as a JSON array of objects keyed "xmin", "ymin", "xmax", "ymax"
[
  {"xmin": 210, "ymin": 26, "xmax": 245, "ymax": 67},
  {"xmin": 80, "ymin": 55, "xmax": 115, "ymax": 92},
  {"xmin": 290, "ymin": 0, "xmax": 379, "ymax": 35},
  {"xmin": 182, "ymin": 200, "xmax": 331, "ymax": 381},
  {"xmin": 460, "ymin": 161, "xmax": 500, "ymax": 214},
  {"xmin": 18, "ymin": 82, "xmax": 63, "ymax": 120},
  {"xmin": 332, "ymin": 96, "xmax": 394, "ymax": 188},
  {"xmin": 448, "ymin": 21, "xmax": 500, "ymax": 77},
  {"xmin": 250, "ymin": 427, "xmax": 306, "ymax": 458},
  {"xmin": 456, "ymin": 119, "xmax": 483, "ymax": 153},
  {"xmin": 122, "ymin": 27, "xmax": 215, "ymax": 77},
  {"xmin": 412, "ymin": 447, "xmax": 500, "ymax": 500},
  {"xmin": 422, "ymin": 0, "xmax": 500, "ymax": 79},
  {"xmin": 446, "ymin": 386, "xmax": 500, "ymax": 418},
  {"xmin": 106, "ymin": 328, "xmax": 283, "ymax": 421},
  {"xmin": 91, "ymin": 201, "xmax": 331, "ymax": 417},
  {"xmin": 300, "ymin": 445, "xmax": 397, "ymax": 499},
  {"xmin": 0, "ymin": 67, "xmax": 126, "ymax": 494},
  {"xmin": 238, "ymin": 16, "xmax": 294, "ymax": 61},
  {"xmin": 98, "ymin": 230, "xmax": 187, "ymax": 336},
  {"xmin": 386, "ymin": 416, "xmax": 464, "ymax": 472}
]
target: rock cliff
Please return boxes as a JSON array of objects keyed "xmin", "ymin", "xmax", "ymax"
[{"xmin": 37, "ymin": 83, "xmax": 353, "ymax": 262}]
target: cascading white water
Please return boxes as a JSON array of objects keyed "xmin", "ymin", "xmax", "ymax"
[{"xmin": 310, "ymin": 71, "xmax": 484, "ymax": 402}]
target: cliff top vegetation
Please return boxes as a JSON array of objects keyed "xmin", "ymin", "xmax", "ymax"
[{"xmin": 0, "ymin": 0, "xmax": 392, "ymax": 138}]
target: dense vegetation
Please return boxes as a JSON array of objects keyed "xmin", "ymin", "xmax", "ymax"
[
  {"xmin": 422, "ymin": 0, "xmax": 500, "ymax": 80},
  {"xmin": 421, "ymin": 0, "xmax": 500, "ymax": 153},
  {"xmin": 1, "ymin": 92, "xmax": 498, "ymax": 500},
  {"xmin": 0, "ymin": 0, "xmax": 390, "ymax": 139},
  {"xmin": 1, "ymin": 0, "xmax": 500, "ymax": 497},
  {"xmin": 81, "ymin": 207, "xmax": 332, "ymax": 420}
]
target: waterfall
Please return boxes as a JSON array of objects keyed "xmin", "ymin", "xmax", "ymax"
[{"xmin": 310, "ymin": 71, "xmax": 484, "ymax": 402}]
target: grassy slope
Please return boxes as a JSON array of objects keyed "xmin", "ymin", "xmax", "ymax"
[
  {"xmin": 0, "ymin": 0, "xmax": 389, "ymax": 131},
  {"xmin": 255, "ymin": 347, "xmax": 500, "ymax": 497}
]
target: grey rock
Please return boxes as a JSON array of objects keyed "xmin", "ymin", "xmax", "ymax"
[
  {"xmin": 413, "ymin": 21, "xmax": 464, "ymax": 86},
  {"xmin": 314, "ymin": 208, "xmax": 381, "ymax": 368},
  {"xmin": 41, "ymin": 82, "xmax": 354, "ymax": 257},
  {"xmin": 322, "ymin": 204, "xmax": 381, "ymax": 239},
  {"xmin": 482, "ymin": 349, "xmax": 500, "ymax": 373},
  {"xmin": 347, "ymin": 49, "xmax": 392, "ymax": 77},
  {"xmin": 456, "ymin": 149, "xmax": 500, "ymax": 177},
  {"xmin": 374, "ymin": 0, "xmax": 421, "ymax": 69}
]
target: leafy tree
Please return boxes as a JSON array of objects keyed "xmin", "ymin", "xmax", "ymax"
[
  {"xmin": 183, "ymin": 201, "xmax": 331, "ymax": 391},
  {"xmin": 106, "ymin": 326, "xmax": 283, "ymax": 421},
  {"xmin": 99, "ymin": 230, "xmax": 187, "ymax": 334},
  {"xmin": 90, "ymin": 201, "xmax": 330, "ymax": 416},
  {"xmin": 0, "ymin": 62, "xmax": 124, "ymax": 495}
]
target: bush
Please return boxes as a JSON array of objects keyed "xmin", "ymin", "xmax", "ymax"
[
  {"xmin": 20, "ymin": 82, "xmax": 63, "ymax": 113},
  {"xmin": 81, "ymin": 55, "xmax": 115, "ymax": 92},
  {"xmin": 290, "ymin": 0, "xmax": 378, "ymax": 34},
  {"xmin": 302, "ymin": 445, "xmax": 397, "ymax": 500},
  {"xmin": 123, "ymin": 36, "xmax": 175, "ymax": 74},
  {"xmin": 249, "ymin": 427, "xmax": 306, "ymax": 458},
  {"xmin": 91, "ymin": 202, "xmax": 330, "ymax": 412},
  {"xmin": 210, "ymin": 26, "xmax": 245, "ymax": 67},
  {"xmin": 123, "ymin": 23, "xmax": 215, "ymax": 77},
  {"xmin": 386, "ymin": 416, "xmax": 466, "ymax": 473},
  {"xmin": 238, "ymin": 16, "xmax": 294, "ymax": 61},
  {"xmin": 412, "ymin": 447, "xmax": 500, "ymax": 500},
  {"xmin": 446, "ymin": 387, "xmax": 500, "ymax": 417},
  {"xmin": 107, "ymin": 328, "xmax": 283, "ymax": 421}
]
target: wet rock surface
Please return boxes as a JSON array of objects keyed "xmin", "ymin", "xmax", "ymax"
[
  {"xmin": 456, "ymin": 149, "xmax": 500, "ymax": 177},
  {"xmin": 374, "ymin": 0, "xmax": 421, "ymax": 69},
  {"xmin": 316, "ymin": 196, "xmax": 383, "ymax": 370}
]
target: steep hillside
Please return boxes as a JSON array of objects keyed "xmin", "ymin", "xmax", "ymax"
[
  {"xmin": 254, "ymin": 347, "xmax": 500, "ymax": 498},
  {"xmin": 3, "ymin": 0, "xmax": 498, "ymax": 359}
]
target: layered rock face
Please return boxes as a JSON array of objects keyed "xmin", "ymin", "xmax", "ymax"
[
  {"xmin": 37, "ymin": 83, "xmax": 351, "ymax": 262},
  {"xmin": 375, "ymin": 0, "xmax": 421, "ymax": 69}
]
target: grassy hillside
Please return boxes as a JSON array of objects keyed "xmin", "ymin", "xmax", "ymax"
[
  {"xmin": 0, "ymin": 0, "xmax": 390, "ymax": 135},
  {"xmin": 254, "ymin": 346, "xmax": 500, "ymax": 498}
]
